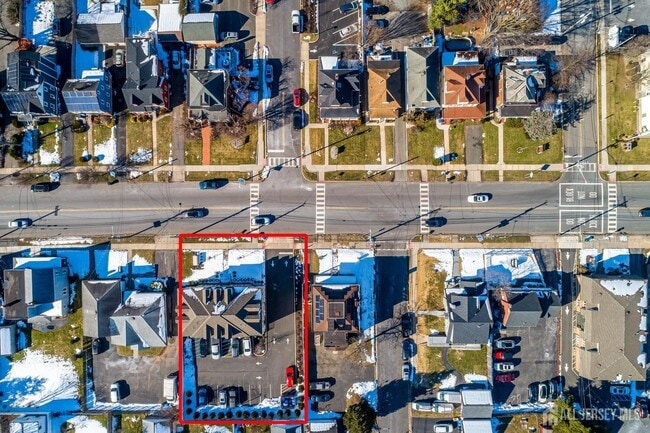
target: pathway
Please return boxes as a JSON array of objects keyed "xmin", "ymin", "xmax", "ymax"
[{"xmin": 201, "ymin": 125, "xmax": 211, "ymax": 165}]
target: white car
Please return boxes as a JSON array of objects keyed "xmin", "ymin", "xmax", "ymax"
[
  {"xmin": 494, "ymin": 339, "xmax": 515, "ymax": 349},
  {"xmin": 402, "ymin": 362, "xmax": 411, "ymax": 381},
  {"xmin": 8, "ymin": 218, "xmax": 32, "ymax": 228},
  {"xmin": 494, "ymin": 362, "xmax": 515, "ymax": 372},
  {"xmin": 211, "ymin": 339, "xmax": 221, "ymax": 360},
  {"xmin": 242, "ymin": 337, "xmax": 252, "ymax": 356},
  {"xmin": 110, "ymin": 383, "xmax": 121, "ymax": 402},
  {"xmin": 467, "ymin": 193, "xmax": 490, "ymax": 203}
]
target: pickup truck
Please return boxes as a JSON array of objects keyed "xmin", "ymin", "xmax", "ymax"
[
  {"xmin": 291, "ymin": 10, "xmax": 301, "ymax": 34},
  {"xmin": 309, "ymin": 381, "xmax": 331, "ymax": 391}
]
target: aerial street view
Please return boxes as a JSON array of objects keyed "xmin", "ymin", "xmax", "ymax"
[{"xmin": 1, "ymin": 0, "xmax": 650, "ymax": 432}]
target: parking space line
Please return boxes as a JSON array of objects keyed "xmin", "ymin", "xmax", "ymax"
[
  {"xmin": 315, "ymin": 183, "xmax": 326, "ymax": 234},
  {"xmin": 249, "ymin": 183, "xmax": 260, "ymax": 231},
  {"xmin": 419, "ymin": 183, "xmax": 429, "ymax": 234},
  {"xmin": 607, "ymin": 183, "xmax": 618, "ymax": 233}
]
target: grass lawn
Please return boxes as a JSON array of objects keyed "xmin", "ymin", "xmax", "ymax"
[
  {"xmin": 416, "ymin": 252, "xmax": 446, "ymax": 310},
  {"xmin": 182, "ymin": 251, "xmax": 194, "ymax": 280},
  {"xmin": 185, "ymin": 139, "xmax": 203, "ymax": 165},
  {"xmin": 417, "ymin": 346, "xmax": 446, "ymax": 374},
  {"xmin": 482, "ymin": 121, "xmax": 499, "ymax": 164},
  {"xmin": 73, "ymin": 129, "xmax": 89, "ymax": 164},
  {"xmin": 302, "ymin": 167, "xmax": 319, "ymax": 182},
  {"xmin": 184, "ymin": 171, "xmax": 252, "ymax": 181},
  {"xmin": 309, "ymin": 60, "xmax": 318, "ymax": 123},
  {"xmin": 120, "ymin": 414, "xmax": 144, "ymax": 433},
  {"xmin": 328, "ymin": 126, "xmax": 381, "ymax": 164},
  {"xmin": 92, "ymin": 124, "xmax": 112, "ymax": 146},
  {"xmin": 606, "ymin": 139, "xmax": 650, "ymax": 165},
  {"xmin": 427, "ymin": 170, "xmax": 467, "ymax": 182},
  {"xmin": 126, "ymin": 120, "xmax": 153, "ymax": 162},
  {"xmin": 482, "ymin": 170, "xmax": 500, "ymax": 181},
  {"xmin": 502, "ymin": 119, "xmax": 563, "ymax": 164},
  {"xmin": 502, "ymin": 414, "xmax": 543, "ymax": 433},
  {"xmin": 447, "ymin": 346, "xmax": 488, "ymax": 376},
  {"xmin": 606, "ymin": 54, "xmax": 645, "ymax": 145},
  {"xmin": 448, "ymin": 121, "xmax": 467, "ymax": 164},
  {"xmin": 408, "ymin": 123, "xmax": 444, "ymax": 164},
  {"xmin": 324, "ymin": 170, "xmax": 394, "ymax": 181},
  {"xmin": 611, "ymin": 171, "xmax": 650, "ymax": 181},
  {"xmin": 210, "ymin": 124, "xmax": 258, "ymax": 165},
  {"xmin": 131, "ymin": 249, "xmax": 156, "ymax": 264},
  {"xmin": 309, "ymin": 128, "xmax": 325, "ymax": 165},
  {"xmin": 38, "ymin": 121, "xmax": 60, "ymax": 153},
  {"xmin": 417, "ymin": 314, "xmax": 445, "ymax": 335},
  {"xmin": 116, "ymin": 345, "xmax": 165, "ymax": 357},
  {"xmin": 502, "ymin": 170, "xmax": 561, "ymax": 182},
  {"xmin": 156, "ymin": 116, "xmax": 173, "ymax": 164},
  {"xmin": 385, "ymin": 125, "xmax": 394, "ymax": 162}
]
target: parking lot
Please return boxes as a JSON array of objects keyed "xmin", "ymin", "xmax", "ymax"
[
  {"xmin": 92, "ymin": 337, "xmax": 179, "ymax": 404},
  {"xmin": 210, "ymin": 0, "xmax": 257, "ymax": 58},
  {"xmin": 311, "ymin": 0, "xmax": 362, "ymax": 59},
  {"xmin": 412, "ymin": 417, "xmax": 459, "ymax": 433},
  {"xmin": 193, "ymin": 250, "xmax": 300, "ymax": 406},
  {"xmin": 492, "ymin": 316, "xmax": 560, "ymax": 404}
]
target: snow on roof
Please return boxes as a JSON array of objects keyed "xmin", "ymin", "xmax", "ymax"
[
  {"xmin": 602, "ymin": 249, "xmax": 630, "ymax": 275},
  {"xmin": 599, "ymin": 279, "xmax": 646, "ymax": 296},
  {"xmin": 422, "ymin": 249, "xmax": 453, "ymax": 280},
  {"xmin": 158, "ymin": 4, "xmax": 182, "ymax": 33},
  {"xmin": 123, "ymin": 292, "xmax": 163, "ymax": 308},
  {"xmin": 183, "ymin": 13, "xmax": 216, "ymax": 23},
  {"xmin": 460, "ymin": 249, "xmax": 484, "ymax": 279},
  {"xmin": 462, "ymin": 419, "xmax": 493, "ymax": 433},
  {"xmin": 484, "ymin": 249, "xmax": 544, "ymax": 287},
  {"xmin": 461, "ymin": 389, "xmax": 493, "ymax": 405},
  {"xmin": 77, "ymin": 12, "xmax": 124, "ymax": 25},
  {"xmin": 14, "ymin": 256, "xmax": 64, "ymax": 269},
  {"xmin": 346, "ymin": 381, "xmax": 377, "ymax": 409},
  {"xmin": 66, "ymin": 416, "xmax": 107, "ymax": 433}
]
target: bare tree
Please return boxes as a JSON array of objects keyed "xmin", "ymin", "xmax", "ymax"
[
  {"xmin": 477, "ymin": 0, "xmax": 544, "ymax": 43},
  {"xmin": 552, "ymin": 45, "xmax": 596, "ymax": 93},
  {"xmin": 619, "ymin": 35, "xmax": 650, "ymax": 59}
]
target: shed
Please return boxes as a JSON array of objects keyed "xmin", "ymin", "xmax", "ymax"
[
  {"xmin": 0, "ymin": 324, "xmax": 17, "ymax": 355},
  {"xmin": 182, "ymin": 13, "xmax": 218, "ymax": 45}
]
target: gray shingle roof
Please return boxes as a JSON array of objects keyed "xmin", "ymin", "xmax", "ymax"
[
  {"xmin": 82, "ymin": 280, "xmax": 123, "ymax": 339},
  {"xmin": 446, "ymin": 294, "xmax": 492, "ymax": 345},
  {"xmin": 76, "ymin": 12, "xmax": 125, "ymax": 45},
  {"xmin": 110, "ymin": 292, "xmax": 167, "ymax": 348},
  {"xmin": 502, "ymin": 291, "xmax": 542, "ymax": 328},
  {"xmin": 122, "ymin": 37, "xmax": 168, "ymax": 112},
  {"xmin": 318, "ymin": 60, "xmax": 360, "ymax": 120},
  {"xmin": 499, "ymin": 62, "xmax": 547, "ymax": 118},
  {"xmin": 406, "ymin": 46, "xmax": 440, "ymax": 110},
  {"xmin": 182, "ymin": 13, "xmax": 218, "ymax": 43},
  {"xmin": 187, "ymin": 69, "xmax": 228, "ymax": 122}
]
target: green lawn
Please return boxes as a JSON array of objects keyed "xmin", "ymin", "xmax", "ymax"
[
  {"xmin": 324, "ymin": 170, "xmax": 394, "ymax": 181},
  {"xmin": 38, "ymin": 121, "xmax": 60, "ymax": 153},
  {"xmin": 126, "ymin": 120, "xmax": 153, "ymax": 163},
  {"xmin": 92, "ymin": 124, "xmax": 113, "ymax": 146},
  {"xmin": 309, "ymin": 60, "xmax": 318, "ymax": 123},
  {"xmin": 447, "ymin": 346, "xmax": 488, "ymax": 376},
  {"xmin": 417, "ymin": 315, "xmax": 445, "ymax": 335},
  {"xmin": 448, "ymin": 122, "xmax": 467, "ymax": 164},
  {"xmin": 416, "ymin": 253, "xmax": 446, "ymax": 310},
  {"xmin": 210, "ymin": 124, "xmax": 258, "ymax": 165},
  {"xmin": 502, "ymin": 170, "xmax": 562, "ymax": 182},
  {"xmin": 73, "ymin": 128, "xmax": 89, "ymax": 164},
  {"xmin": 120, "ymin": 414, "xmax": 144, "ymax": 433},
  {"xmin": 185, "ymin": 139, "xmax": 203, "ymax": 165},
  {"xmin": 184, "ymin": 171, "xmax": 252, "ymax": 182},
  {"xmin": 385, "ymin": 125, "xmax": 394, "ymax": 162},
  {"xmin": 309, "ymin": 128, "xmax": 325, "ymax": 165},
  {"xmin": 328, "ymin": 126, "xmax": 381, "ymax": 164},
  {"xmin": 482, "ymin": 170, "xmax": 500, "ymax": 181},
  {"xmin": 156, "ymin": 116, "xmax": 173, "ymax": 164},
  {"xmin": 482, "ymin": 121, "xmax": 499, "ymax": 164},
  {"xmin": 502, "ymin": 119, "xmax": 563, "ymax": 164},
  {"xmin": 407, "ymin": 123, "xmax": 445, "ymax": 164}
]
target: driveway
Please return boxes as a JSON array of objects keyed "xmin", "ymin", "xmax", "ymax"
[
  {"xmin": 210, "ymin": 0, "xmax": 256, "ymax": 59},
  {"xmin": 311, "ymin": 0, "xmax": 361, "ymax": 59}
]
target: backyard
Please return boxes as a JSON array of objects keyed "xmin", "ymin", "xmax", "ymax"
[
  {"xmin": 407, "ymin": 123, "xmax": 445, "ymax": 164},
  {"xmin": 126, "ymin": 120, "xmax": 153, "ymax": 165},
  {"xmin": 502, "ymin": 119, "xmax": 563, "ymax": 164},
  {"xmin": 210, "ymin": 124, "xmax": 258, "ymax": 165},
  {"xmin": 328, "ymin": 125, "xmax": 381, "ymax": 165},
  {"xmin": 37, "ymin": 121, "xmax": 60, "ymax": 164}
]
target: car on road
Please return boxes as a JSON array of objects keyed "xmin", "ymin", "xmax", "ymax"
[
  {"xmin": 495, "ymin": 373, "xmax": 516, "ymax": 383},
  {"xmin": 292, "ymin": 110, "xmax": 305, "ymax": 130},
  {"xmin": 199, "ymin": 179, "xmax": 228, "ymax": 189},
  {"xmin": 467, "ymin": 193, "xmax": 490, "ymax": 203},
  {"xmin": 293, "ymin": 88, "xmax": 302, "ymax": 107},
  {"xmin": 228, "ymin": 388, "xmax": 238, "ymax": 408},
  {"xmin": 231, "ymin": 338, "xmax": 240, "ymax": 357},
  {"xmin": 198, "ymin": 386, "xmax": 208, "ymax": 405},
  {"xmin": 185, "ymin": 208, "xmax": 207, "ymax": 218},
  {"xmin": 425, "ymin": 217, "xmax": 447, "ymax": 228},
  {"xmin": 286, "ymin": 366, "xmax": 296, "ymax": 387},
  {"xmin": 402, "ymin": 362, "xmax": 411, "ymax": 381},
  {"xmin": 309, "ymin": 381, "xmax": 331, "ymax": 391},
  {"xmin": 494, "ymin": 339, "xmax": 515, "ymax": 349},
  {"xmin": 310, "ymin": 392, "xmax": 332, "ymax": 403},
  {"xmin": 528, "ymin": 383, "xmax": 539, "ymax": 403},
  {"xmin": 265, "ymin": 64, "xmax": 273, "ymax": 83},
  {"xmin": 639, "ymin": 208, "xmax": 650, "ymax": 217},
  {"xmin": 218, "ymin": 389, "xmax": 227, "ymax": 405},
  {"xmin": 291, "ymin": 10, "xmax": 302, "ymax": 33},
  {"xmin": 433, "ymin": 422, "xmax": 454, "ymax": 433},
  {"xmin": 401, "ymin": 313, "xmax": 413, "ymax": 337},
  {"xmin": 339, "ymin": 2, "xmax": 359, "ymax": 13},
  {"xmin": 494, "ymin": 362, "xmax": 515, "ymax": 372},
  {"xmin": 402, "ymin": 339, "xmax": 413, "ymax": 361},
  {"xmin": 494, "ymin": 350, "xmax": 512, "ymax": 361},
  {"xmin": 211, "ymin": 339, "xmax": 221, "ymax": 359},
  {"xmin": 110, "ymin": 382, "xmax": 121, "ymax": 402},
  {"xmin": 31, "ymin": 182, "xmax": 52, "ymax": 193},
  {"xmin": 242, "ymin": 337, "xmax": 252, "ymax": 356},
  {"xmin": 366, "ymin": 5, "xmax": 389, "ymax": 15},
  {"xmin": 8, "ymin": 218, "xmax": 32, "ymax": 228},
  {"xmin": 252, "ymin": 215, "xmax": 273, "ymax": 226},
  {"xmin": 610, "ymin": 385, "xmax": 631, "ymax": 395},
  {"xmin": 199, "ymin": 338, "xmax": 208, "ymax": 358},
  {"xmin": 538, "ymin": 382, "xmax": 548, "ymax": 403}
]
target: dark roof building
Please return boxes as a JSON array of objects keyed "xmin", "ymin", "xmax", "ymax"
[
  {"xmin": 182, "ymin": 13, "xmax": 218, "ymax": 45},
  {"xmin": 62, "ymin": 69, "xmax": 113, "ymax": 115},
  {"xmin": 109, "ymin": 292, "xmax": 167, "ymax": 349},
  {"xmin": 405, "ymin": 46, "xmax": 440, "ymax": 111},
  {"xmin": 312, "ymin": 284, "xmax": 360, "ymax": 349},
  {"xmin": 498, "ymin": 291, "xmax": 543, "ymax": 328},
  {"xmin": 446, "ymin": 293, "xmax": 492, "ymax": 345},
  {"xmin": 76, "ymin": 12, "xmax": 126, "ymax": 45},
  {"xmin": 496, "ymin": 59, "xmax": 548, "ymax": 118},
  {"xmin": 82, "ymin": 279, "xmax": 123, "ymax": 339},
  {"xmin": 318, "ymin": 56, "xmax": 361, "ymax": 121},
  {"xmin": 122, "ymin": 37, "xmax": 170, "ymax": 113},
  {"xmin": 367, "ymin": 57, "xmax": 403, "ymax": 120},
  {"xmin": 187, "ymin": 69, "xmax": 229, "ymax": 123},
  {"xmin": 1, "ymin": 47, "xmax": 61, "ymax": 121}
]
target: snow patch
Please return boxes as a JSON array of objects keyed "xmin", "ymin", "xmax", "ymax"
[
  {"xmin": 128, "ymin": 148, "xmax": 153, "ymax": 164},
  {"xmin": 108, "ymin": 250, "xmax": 128, "ymax": 277},
  {"xmin": 599, "ymin": 279, "xmax": 646, "ymax": 296},
  {"xmin": 93, "ymin": 126, "xmax": 117, "ymax": 165},
  {"xmin": 24, "ymin": 0, "xmax": 55, "ymax": 46},
  {"xmin": 439, "ymin": 373, "xmax": 457, "ymax": 390},
  {"xmin": 422, "ymin": 249, "xmax": 453, "ymax": 280},
  {"xmin": 29, "ymin": 237, "xmax": 93, "ymax": 246},
  {"xmin": 66, "ymin": 416, "xmax": 107, "ymax": 433},
  {"xmin": 602, "ymin": 249, "xmax": 630, "ymax": 275},
  {"xmin": 460, "ymin": 249, "xmax": 484, "ymax": 279},
  {"xmin": 39, "ymin": 144, "xmax": 61, "ymax": 165},
  {"xmin": 132, "ymin": 254, "xmax": 152, "ymax": 266},
  {"xmin": 579, "ymin": 249, "xmax": 599, "ymax": 273},
  {"xmin": 346, "ymin": 381, "xmax": 377, "ymax": 410}
]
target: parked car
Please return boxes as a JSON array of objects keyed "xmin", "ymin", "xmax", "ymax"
[
  {"xmin": 31, "ymin": 182, "xmax": 52, "ymax": 193},
  {"xmin": 433, "ymin": 422, "xmax": 454, "ymax": 433},
  {"xmin": 218, "ymin": 389, "xmax": 227, "ymax": 406},
  {"xmin": 610, "ymin": 385, "xmax": 631, "ymax": 395},
  {"xmin": 366, "ymin": 5, "xmax": 389, "ymax": 15},
  {"xmin": 293, "ymin": 88, "xmax": 302, "ymax": 107},
  {"xmin": 171, "ymin": 51, "xmax": 181, "ymax": 70},
  {"xmin": 231, "ymin": 338, "xmax": 240, "ymax": 357},
  {"xmin": 286, "ymin": 366, "xmax": 296, "ymax": 387},
  {"xmin": 494, "ymin": 362, "xmax": 515, "ymax": 372},
  {"xmin": 115, "ymin": 49, "xmax": 124, "ymax": 67},
  {"xmin": 198, "ymin": 386, "xmax": 208, "ymax": 406},
  {"xmin": 265, "ymin": 64, "xmax": 273, "ymax": 83},
  {"xmin": 339, "ymin": 24, "xmax": 358, "ymax": 37},
  {"xmin": 636, "ymin": 399, "xmax": 648, "ymax": 418},
  {"xmin": 494, "ymin": 350, "xmax": 512, "ymax": 361},
  {"xmin": 548, "ymin": 380, "xmax": 559, "ymax": 400},
  {"xmin": 309, "ymin": 381, "xmax": 331, "ymax": 391},
  {"xmin": 496, "ymin": 373, "xmax": 516, "ymax": 383},
  {"xmin": 252, "ymin": 215, "xmax": 273, "ymax": 226},
  {"xmin": 339, "ymin": 2, "xmax": 359, "ymax": 12},
  {"xmin": 292, "ymin": 110, "xmax": 305, "ymax": 130},
  {"xmin": 8, "ymin": 218, "xmax": 32, "ymax": 228},
  {"xmin": 291, "ymin": 10, "xmax": 301, "ymax": 33},
  {"xmin": 110, "ymin": 382, "xmax": 121, "ymax": 402},
  {"xmin": 425, "ymin": 217, "xmax": 447, "ymax": 228},
  {"xmin": 639, "ymin": 208, "xmax": 650, "ymax": 217},
  {"xmin": 211, "ymin": 339, "xmax": 221, "ymax": 359},
  {"xmin": 220, "ymin": 31, "xmax": 238, "ymax": 41},
  {"xmin": 401, "ymin": 313, "xmax": 413, "ymax": 337},
  {"xmin": 199, "ymin": 338, "xmax": 209, "ymax": 358},
  {"xmin": 528, "ymin": 383, "xmax": 539, "ymax": 403},
  {"xmin": 467, "ymin": 193, "xmax": 490, "ymax": 203},
  {"xmin": 310, "ymin": 392, "xmax": 332, "ymax": 403},
  {"xmin": 402, "ymin": 339, "xmax": 413, "ymax": 361},
  {"xmin": 228, "ymin": 388, "xmax": 238, "ymax": 408},
  {"xmin": 199, "ymin": 179, "xmax": 228, "ymax": 189},
  {"xmin": 242, "ymin": 337, "xmax": 252, "ymax": 356},
  {"xmin": 538, "ymin": 382, "xmax": 548, "ymax": 403},
  {"xmin": 92, "ymin": 338, "xmax": 101, "ymax": 355},
  {"xmin": 494, "ymin": 339, "xmax": 515, "ymax": 349},
  {"xmin": 373, "ymin": 19, "xmax": 388, "ymax": 28},
  {"xmin": 185, "ymin": 208, "xmax": 207, "ymax": 218},
  {"xmin": 402, "ymin": 362, "xmax": 411, "ymax": 381}
]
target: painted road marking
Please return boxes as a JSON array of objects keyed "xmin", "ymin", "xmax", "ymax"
[
  {"xmin": 315, "ymin": 183, "xmax": 326, "ymax": 234},
  {"xmin": 268, "ymin": 157, "xmax": 300, "ymax": 167},
  {"xmin": 559, "ymin": 210, "xmax": 604, "ymax": 234},
  {"xmin": 607, "ymin": 183, "xmax": 618, "ymax": 233},
  {"xmin": 249, "ymin": 183, "xmax": 260, "ymax": 231},
  {"xmin": 419, "ymin": 183, "xmax": 430, "ymax": 234},
  {"xmin": 564, "ymin": 162, "xmax": 597, "ymax": 172},
  {"xmin": 559, "ymin": 183, "xmax": 603, "ymax": 208}
]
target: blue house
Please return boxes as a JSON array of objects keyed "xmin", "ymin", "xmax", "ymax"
[{"xmin": 62, "ymin": 69, "xmax": 113, "ymax": 115}]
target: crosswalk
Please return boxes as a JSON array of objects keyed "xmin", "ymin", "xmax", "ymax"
[
  {"xmin": 267, "ymin": 157, "xmax": 301, "ymax": 168},
  {"xmin": 249, "ymin": 183, "xmax": 260, "ymax": 231},
  {"xmin": 315, "ymin": 183, "xmax": 326, "ymax": 234},
  {"xmin": 564, "ymin": 162, "xmax": 597, "ymax": 172},
  {"xmin": 419, "ymin": 183, "xmax": 430, "ymax": 234},
  {"xmin": 607, "ymin": 183, "xmax": 618, "ymax": 233}
]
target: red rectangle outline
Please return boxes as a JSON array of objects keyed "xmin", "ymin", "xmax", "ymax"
[{"xmin": 177, "ymin": 233, "xmax": 310, "ymax": 426}]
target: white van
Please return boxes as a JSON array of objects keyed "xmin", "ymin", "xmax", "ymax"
[
  {"xmin": 163, "ymin": 373, "xmax": 178, "ymax": 403},
  {"xmin": 110, "ymin": 383, "xmax": 121, "ymax": 402},
  {"xmin": 242, "ymin": 337, "xmax": 252, "ymax": 356}
]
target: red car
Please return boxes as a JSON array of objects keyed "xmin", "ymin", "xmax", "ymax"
[
  {"xmin": 286, "ymin": 366, "xmax": 296, "ymax": 387},
  {"xmin": 495, "ymin": 373, "xmax": 516, "ymax": 383},
  {"xmin": 293, "ymin": 88, "xmax": 302, "ymax": 107},
  {"xmin": 494, "ymin": 350, "xmax": 512, "ymax": 361}
]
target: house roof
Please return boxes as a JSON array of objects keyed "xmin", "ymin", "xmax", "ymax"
[
  {"xmin": 500, "ymin": 291, "xmax": 543, "ymax": 328},
  {"xmin": 157, "ymin": 4, "xmax": 182, "ymax": 33},
  {"xmin": 122, "ymin": 37, "xmax": 167, "ymax": 112},
  {"xmin": 82, "ymin": 280, "xmax": 123, "ymax": 338},
  {"xmin": 187, "ymin": 69, "xmax": 229, "ymax": 122},
  {"xmin": 3, "ymin": 267, "xmax": 68, "ymax": 320},
  {"xmin": 62, "ymin": 72, "xmax": 112, "ymax": 114},
  {"xmin": 460, "ymin": 389, "xmax": 493, "ymax": 419},
  {"xmin": 110, "ymin": 292, "xmax": 167, "ymax": 348},
  {"xmin": 462, "ymin": 419, "xmax": 494, "ymax": 433},
  {"xmin": 367, "ymin": 58, "xmax": 403, "ymax": 119},
  {"xmin": 142, "ymin": 417, "xmax": 171, "ymax": 433},
  {"xmin": 76, "ymin": 12, "xmax": 125, "ymax": 45},
  {"xmin": 318, "ymin": 57, "xmax": 360, "ymax": 120},
  {"xmin": 312, "ymin": 284, "xmax": 360, "ymax": 349},
  {"xmin": 575, "ymin": 276, "xmax": 646, "ymax": 381},
  {"xmin": 442, "ymin": 64, "xmax": 486, "ymax": 120},
  {"xmin": 498, "ymin": 62, "xmax": 547, "ymax": 118},
  {"xmin": 405, "ymin": 46, "xmax": 440, "ymax": 110},
  {"xmin": 446, "ymin": 294, "xmax": 492, "ymax": 345},
  {"xmin": 182, "ymin": 13, "xmax": 218, "ymax": 43},
  {"xmin": 182, "ymin": 286, "xmax": 265, "ymax": 340},
  {"xmin": 0, "ymin": 324, "xmax": 17, "ymax": 356}
]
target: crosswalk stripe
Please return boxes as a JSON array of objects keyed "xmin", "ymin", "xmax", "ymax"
[
  {"xmin": 268, "ymin": 157, "xmax": 301, "ymax": 168},
  {"xmin": 607, "ymin": 183, "xmax": 617, "ymax": 233},
  {"xmin": 250, "ymin": 183, "xmax": 260, "ymax": 231},
  {"xmin": 564, "ymin": 162, "xmax": 597, "ymax": 172},
  {"xmin": 419, "ymin": 183, "xmax": 429, "ymax": 234},
  {"xmin": 315, "ymin": 183, "xmax": 326, "ymax": 234}
]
